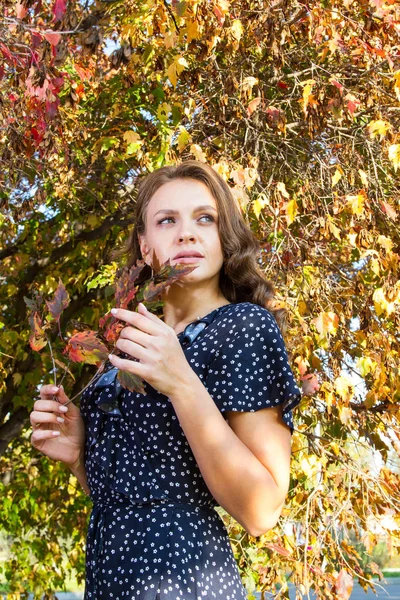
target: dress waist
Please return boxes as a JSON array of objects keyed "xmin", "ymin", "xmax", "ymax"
[{"xmin": 92, "ymin": 497, "xmax": 216, "ymax": 514}]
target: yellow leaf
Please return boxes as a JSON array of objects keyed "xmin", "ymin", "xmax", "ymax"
[
  {"xmin": 176, "ymin": 127, "xmax": 191, "ymax": 151},
  {"xmin": 212, "ymin": 161, "xmax": 230, "ymax": 179},
  {"xmin": 186, "ymin": 20, "xmax": 199, "ymax": 43},
  {"xmin": 300, "ymin": 79, "xmax": 316, "ymax": 114},
  {"xmin": 388, "ymin": 144, "xmax": 400, "ymax": 172},
  {"xmin": 393, "ymin": 70, "xmax": 400, "ymax": 101},
  {"xmin": 164, "ymin": 31, "xmax": 177, "ymax": 49},
  {"xmin": 230, "ymin": 19, "xmax": 243, "ymax": 42},
  {"xmin": 312, "ymin": 311, "xmax": 339, "ymax": 337},
  {"xmin": 338, "ymin": 406, "xmax": 353, "ymax": 425},
  {"xmin": 358, "ymin": 169, "xmax": 368, "ymax": 188},
  {"xmin": 356, "ymin": 357, "xmax": 377, "ymax": 377},
  {"xmin": 157, "ymin": 102, "xmax": 171, "ymax": 122},
  {"xmin": 377, "ymin": 235, "xmax": 393, "ymax": 253},
  {"xmin": 167, "ymin": 56, "xmax": 188, "ymax": 88},
  {"xmin": 345, "ymin": 192, "xmax": 365, "ymax": 215},
  {"xmin": 252, "ymin": 194, "xmax": 268, "ymax": 219},
  {"xmin": 286, "ymin": 199, "xmax": 298, "ymax": 225},
  {"xmin": 335, "ymin": 375, "xmax": 354, "ymax": 402},
  {"xmin": 367, "ymin": 119, "xmax": 391, "ymax": 139},
  {"xmin": 328, "ymin": 219, "xmax": 341, "ymax": 241},
  {"xmin": 276, "ymin": 181, "xmax": 290, "ymax": 199},
  {"xmin": 300, "ymin": 455, "xmax": 321, "ymax": 478},
  {"xmin": 243, "ymin": 168, "xmax": 258, "ymax": 189},
  {"xmin": 331, "ymin": 168, "xmax": 342, "ymax": 187},
  {"xmin": 123, "ymin": 131, "xmax": 141, "ymax": 145},
  {"xmin": 231, "ymin": 186, "xmax": 250, "ymax": 211},
  {"xmin": 373, "ymin": 288, "xmax": 396, "ymax": 317},
  {"xmin": 241, "ymin": 76, "xmax": 258, "ymax": 93},
  {"xmin": 190, "ymin": 143, "xmax": 207, "ymax": 162},
  {"xmin": 371, "ymin": 258, "xmax": 380, "ymax": 276}
]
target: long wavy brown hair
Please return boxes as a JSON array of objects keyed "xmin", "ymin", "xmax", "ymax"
[{"xmin": 117, "ymin": 161, "xmax": 285, "ymax": 330}]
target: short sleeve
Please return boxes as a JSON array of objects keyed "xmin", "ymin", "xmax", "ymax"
[{"xmin": 204, "ymin": 305, "xmax": 301, "ymax": 431}]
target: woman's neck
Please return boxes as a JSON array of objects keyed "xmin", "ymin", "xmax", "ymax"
[{"xmin": 161, "ymin": 288, "xmax": 231, "ymax": 334}]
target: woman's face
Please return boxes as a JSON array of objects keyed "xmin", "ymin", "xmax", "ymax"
[{"xmin": 138, "ymin": 178, "xmax": 225, "ymax": 286}]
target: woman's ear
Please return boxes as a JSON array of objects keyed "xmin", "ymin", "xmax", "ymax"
[{"xmin": 138, "ymin": 235, "xmax": 149, "ymax": 263}]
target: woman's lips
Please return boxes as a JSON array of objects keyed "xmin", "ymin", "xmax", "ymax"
[{"xmin": 172, "ymin": 257, "xmax": 204, "ymax": 263}]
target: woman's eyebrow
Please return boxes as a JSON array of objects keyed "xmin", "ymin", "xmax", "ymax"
[{"xmin": 153, "ymin": 205, "xmax": 218, "ymax": 217}]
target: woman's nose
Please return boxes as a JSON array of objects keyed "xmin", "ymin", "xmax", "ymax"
[{"xmin": 178, "ymin": 231, "xmax": 196, "ymax": 242}]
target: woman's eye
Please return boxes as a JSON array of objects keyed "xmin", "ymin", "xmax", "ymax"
[{"xmin": 157, "ymin": 214, "xmax": 215, "ymax": 225}]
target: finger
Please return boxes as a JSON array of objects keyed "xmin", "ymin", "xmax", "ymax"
[
  {"xmin": 119, "ymin": 326, "xmax": 150, "ymax": 347},
  {"xmin": 57, "ymin": 384, "xmax": 70, "ymax": 406},
  {"xmin": 108, "ymin": 353, "xmax": 147, "ymax": 378},
  {"xmin": 34, "ymin": 399, "xmax": 69, "ymax": 413},
  {"xmin": 111, "ymin": 307, "xmax": 163, "ymax": 335},
  {"xmin": 115, "ymin": 338, "xmax": 148, "ymax": 361},
  {"xmin": 40, "ymin": 384, "xmax": 61, "ymax": 399},
  {"xmin": 31, "ymin": 429, "xmax": 61, "ymax": 444},
  {"xmin": 30, "ymin": 411, "xmax": 66, "ymax": 427}
]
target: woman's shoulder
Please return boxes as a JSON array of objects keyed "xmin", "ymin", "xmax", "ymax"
[{"xmin": 221, "ymin": 301, "xmax": 277, "ymax": 327}]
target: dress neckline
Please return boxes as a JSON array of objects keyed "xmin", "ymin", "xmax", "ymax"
[{"xmin": 176, "ymin": 303, "xmax": 233, "ymax": 337}]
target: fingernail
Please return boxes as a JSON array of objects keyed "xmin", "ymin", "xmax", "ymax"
[
  {"xmin": 111, "ymin": 308, "xmax": 118, "ymax": 315},
  {"xmin": 108, "ymin": 354, "xmax": 114, "ymax": 361},
  {"xmin": 52, "ymin": 386, "xmax": 59, "ymax": 392},
  {"xmin": 59, "ymin": 406, "xmax": 68, "ymax": 413},
  {"xmin": 139, "ymin": 303, "xmax": 147, "ymax": 311},
  {"xmin": 52, "ymin": 431, "xmax": 60, "ymax": 436},
  {"xmin": 56, "ymin": 417, "xmax": 65, "ymax": 423},
  {"xmin": 60, "ymin": 384, "xmax": 64, "ymax": 391}
]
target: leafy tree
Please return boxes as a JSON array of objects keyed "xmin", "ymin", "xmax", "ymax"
[{"xmin": 1, "ymin": 0, "xmax": 399, "ymax": 597}]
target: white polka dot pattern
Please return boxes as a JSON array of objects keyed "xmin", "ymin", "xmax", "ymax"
[{"xmin": 79, "ymin": 302, "xmax": 300, "ymax": 599}]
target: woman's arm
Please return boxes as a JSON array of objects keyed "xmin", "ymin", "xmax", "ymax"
[
  {"xmin": 169, "ymin": 371, "xmax": 292, "ymax": 537},
  {"xmin": 69, "ymin": 453, "xmax": 90, "ymax": 495}
]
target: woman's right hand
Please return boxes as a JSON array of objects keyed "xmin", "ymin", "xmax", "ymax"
[{"xmin": 30, "ymin": 384, "xmax": 85, "ymax": 468}]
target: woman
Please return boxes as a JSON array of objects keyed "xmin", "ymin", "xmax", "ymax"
[{"xmin": 30, "ymin": 161, "xmax": 301, "ymax": 599}]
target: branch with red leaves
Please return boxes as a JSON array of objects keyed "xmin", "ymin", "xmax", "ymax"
[{"xmin": 25, "ymin": 255, "xmax": 197, "ymax": 401}]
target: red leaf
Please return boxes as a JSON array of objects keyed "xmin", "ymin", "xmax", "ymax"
[
  {"xmin": 46, "ymin": 279, "xmax": 70, "ymax": 320},
  {"xmin": 301, "ymin": 373, "xmax": 320, "ymax": 396},
  {"xmin": 65, "ymin": 331, "xmax": 109, "ymax": 365},
  {"xmin": 16, "ymin": 2, "xmax": 28, "ymax": 18},
  {"xmin": 117, "ymin": 369, "xmax": 146, "ymax": 395},
  {"xmin": 114, "ymin": 262, "xmax": 146, "ymax": 309},
  {"xmin": 264, "ymin": 543, "xmax": 292, "ymax": 558},
  {"xmin": 335, "ymin": 569, "xmax": 353, "ymax": 600},
  {"xmin": 44, "ymin": 31, "xmax": 61, "ymax": 46},
  {"xmin": 277, "ymin": 80, "xmax": 289, "ymax": 90},
  {"xmin": 345, "ymin": 93, "xmax": 360, "ymax": 117},
  {"xmin": 142, "ymin": 262, "xmax": 198, "ymax": 303},
  {"xmin": 52, "ymin": 0, "xmax": 66, "ymax": 22}
]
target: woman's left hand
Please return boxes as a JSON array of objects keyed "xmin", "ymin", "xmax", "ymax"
[{"xmin": 108, "ymin": 304, "xmax": 195, "ymax": 397}]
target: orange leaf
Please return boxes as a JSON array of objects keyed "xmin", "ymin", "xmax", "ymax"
[
  {"xmin": 65, "ymin": 331, "xmax": 109, "ymax": 365},
  {"xmin": 247, "ymin": 98, "xmax": 261, "ymax": 116},
  {"xmin": 335, "ymin": 569, "xmax": 353, "ymax": 600},
  {"xmin": 265, "ymin": 543, "xmax": 292, "ymax": 558},
  {"xmin": 381, "ymin": 201, "xmax": 397, "ymax": 220},
  {"xmin": 312, "ymin": 311, "xmax": 339, "ymax": 337}
]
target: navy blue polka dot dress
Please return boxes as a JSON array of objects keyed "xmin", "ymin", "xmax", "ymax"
[{"xmin": 80, "ymin": 302, "xmax": 301, "ymax": 599}]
